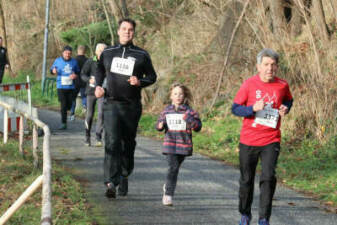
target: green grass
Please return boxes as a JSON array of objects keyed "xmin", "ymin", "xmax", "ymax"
[
  {"xmin": 138, "ymin": 111, "xmax": 337, "ymax": 208},
  {"xmin": 0, "ymin": 140, "xmax": 104, "ymax": 225}
]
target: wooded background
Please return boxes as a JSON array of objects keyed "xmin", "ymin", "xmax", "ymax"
[{"xmin": 0, "ymin": 0, "xmax": 336, "ymax": 144}]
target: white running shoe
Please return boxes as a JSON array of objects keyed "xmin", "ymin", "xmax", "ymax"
[
  {"xmin": 162, "ymin": 184, "xmax": 173, "ymax": 206},
  {"xmin": 69, "ymin": 114, "xmax": 75, "ymax": 121}
]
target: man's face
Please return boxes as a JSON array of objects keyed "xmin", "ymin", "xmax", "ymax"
[
  {"xmin": 62, "ymin": 50, "xmax": 72, "ymax": 60},
  {"xmin": 256, "ymin": 56, "xmax": 278, "ymax": 83},
  {"xmin": 117, "ymin": 22, "xmax": 135, "ymax": 45}
]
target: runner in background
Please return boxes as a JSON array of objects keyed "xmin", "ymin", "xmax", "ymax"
[
  {"xmin": 0, "ymin": 37, "xmax": 10, "ymax": 84},
  {"xmin": 231, "ymin": 48, "xmax": 293, "ymax": 225},
  {"xmin": 50, "ymin": 46, "xmax": 80, "ymax": 130},
  {"xmin": 70, "ymin": 45, "xmax": 88, "ymax": 121},
  {"xmin": 81, "ymin": 43, "xmax": 107, "ymax": 147}
]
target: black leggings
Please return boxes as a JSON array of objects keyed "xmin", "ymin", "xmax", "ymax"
[
  {"xmin": 165, "ymin": 154, "xmax": 185, "ymax": 196},
  {"xmin": 57, "ymin": 89, "xmax": 74, "ymax": 124}
]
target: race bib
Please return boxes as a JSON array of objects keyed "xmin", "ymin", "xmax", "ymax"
[
  {"xmin": 110, "ymin": 57, "xmax": 135, "ymax": 76},
  {"xmin": 61, "ymin": 76, "xmax": 73, "ymax": 86},
  {"xmin": 166, "ymin": 114, "xmax": 186, "ymax": 131},
  {"xmin": 254, "ymin": 106, "xmax": 279, "ymax": 128}
]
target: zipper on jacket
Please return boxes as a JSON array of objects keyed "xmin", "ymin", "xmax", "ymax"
[{"xmin": 122, "ymin": 47, "xmax": 126, "ymax": 58}]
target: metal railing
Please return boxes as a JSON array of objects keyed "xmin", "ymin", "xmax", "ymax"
[{"xmin": 0, "ymin": 101, "xmax": 52, "ymax": 224}]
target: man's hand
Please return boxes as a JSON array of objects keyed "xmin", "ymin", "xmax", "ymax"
[
  {"xmin": 52, "ymin": 67, "xmax": 57, "ymax": 75},
  {"xmin": 89, "ymin": 77, "xmax": 95, "ymax": 85},
  {"xmin": 253, "ymin": 99, "xmax": 265, "ymax": 112},
  {"xmin": 95, "ymin": 86, "xmax": 105, "ymax": 98},
  {"xmin": 69, "ymin": 73, "xmax": 77, "ymax": 80},
  {"xmin": 127, "ymin": 76, "xmax": 140, "ymax": 86},
  {"xmin": 279, "ymin": 104, "xmax": 289, "ymax": 117}
]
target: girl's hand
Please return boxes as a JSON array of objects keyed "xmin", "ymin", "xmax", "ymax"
[
  {"xmin": 157, "ymin": 121, "xmax": 164, "ymax": 130},
  {"xmin": 183, "ymin": 110, "xmax": 192, "ymax": 122}
]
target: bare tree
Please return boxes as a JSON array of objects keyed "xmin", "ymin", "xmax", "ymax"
[
  {"xmin": 289, "ymin": 1, "xmax": 303, "ymax": 37},
  {"xmin": 109, "ymin": 0, "xmax": 129, "ymax": 22},
  {"xmin": 101, "ymin": 0, "xmax": 115, "ymax": 45},
  {"xmin": 312, "ymin": 0, "xmax": 330, "ymax": 41},
  {"xmin": 267, "ymin": 0, "xmax": 287, "ymax": 37}
]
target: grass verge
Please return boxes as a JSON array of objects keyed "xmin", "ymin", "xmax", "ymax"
[{"xmin": 0, "ymin": 140, "xmax": 104, "ymax": 224}]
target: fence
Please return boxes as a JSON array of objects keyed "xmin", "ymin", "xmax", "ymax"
[{"xmin": 0, "ymin": 80, "xmax": 52, "ymax": 225}]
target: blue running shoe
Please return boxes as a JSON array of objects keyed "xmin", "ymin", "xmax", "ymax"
[
  {"xmin": 239, "ymin": 214, "xmax": 250, "ymax": 225},
  {"xmin": 258, "ymin": 218, "xmax": 269, "ymax": 225}
]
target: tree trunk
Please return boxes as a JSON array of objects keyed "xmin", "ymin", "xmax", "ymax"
[
  {"xmin": 267, "ymin": 0, "xmax": 287, "ymax": 37},
  {"xmin": 312, "ymin": 0, "xmax": 330, "ymax": 41},
  {"xmin": 120, "ymin": 0, "xmax": 129, "ymax": 18},
  {"xmin": 101, "ymin": 0, "xmax": 115, "ymax": 45},
  {"xmin": 328, "ymin": 0, "xmax": 337, "ymax": 21},
  {"xmin": 289, "ymin": 1, "xmax": 302, "ymax": 37}
]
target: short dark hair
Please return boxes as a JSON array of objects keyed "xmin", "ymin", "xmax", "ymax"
[
  {"xmin": 63, "ymin": 45, "xmax": 73, "ymax": 52},
  {"xmin": 118, "ymin": 18, "xmax": 136, "ymax": 30}
]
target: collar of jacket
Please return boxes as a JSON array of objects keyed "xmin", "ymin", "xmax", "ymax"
[
  {"xmin": 118, "ymin": 42, "xmax": 134, "ymax": 48},
  {"xmin": 168, "ymin": 104, "xmax": 188, "ymax": 111}
]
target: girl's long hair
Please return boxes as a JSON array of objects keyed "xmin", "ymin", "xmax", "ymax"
[{"xmin": 169, "ymin": 83, "xmax": 193, "ymax": 106}]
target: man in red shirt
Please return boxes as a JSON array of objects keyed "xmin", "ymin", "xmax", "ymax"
[{"xmin": 232, "ymin": 48, "xmax": 293, "ymax": 225}]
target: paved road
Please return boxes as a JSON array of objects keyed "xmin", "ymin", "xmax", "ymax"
[{"xmin": 38, "ymin": 109, "xmax": 337, "ymax": 225}]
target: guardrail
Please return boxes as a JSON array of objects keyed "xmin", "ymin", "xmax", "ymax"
[
  {"xmin": 0, "ymin": 91, "xmax": 52, "ymax": 224},
  {"xmin": 42, "ymin": 77, "xmax": 56, "ymax": 99}
]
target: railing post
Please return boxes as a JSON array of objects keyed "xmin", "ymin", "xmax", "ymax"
[
  {"xmin": 33, "ymin": 124, "xmax": 39, "ymax": 168},
  {"xmin": 27, "ymin": 76, "xmax": 32, "ymax": 116},
  {"xmin": 41, "ymin": 126, "xmax": 52, "ymax": 225},
  {"xmin": 3, "ymin": 109, "xmax": 8, "ymax": 144},
  {"xmin": 19, "ymin": 115, "xmax": 24, "ymax": 155}
]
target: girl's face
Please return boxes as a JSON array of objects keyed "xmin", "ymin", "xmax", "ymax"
[{"xmin": 170, "ymin": 86, "xmax": 185, "ymax": 106}]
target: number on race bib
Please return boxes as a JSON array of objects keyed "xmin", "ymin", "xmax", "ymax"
[
  {"xmin": 110, "ymin": 57, "xmax": 135, "ymax": 76},
  {"xmin": 254, "ymin": 107, "xmax": 279, "ymax": 128},
  {"xmin": 166, "ymin": 114, "xmax": 186, "ymax": 131},
  {"xmin": 61, "ymin": 76, "xmax": 73, "ymax": 86}
]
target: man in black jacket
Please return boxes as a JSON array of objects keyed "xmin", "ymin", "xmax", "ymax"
[
  {"xmin": 81, "ymin": 43, "xmax": 107, "ymax": 147},
  {"xmin": 95, "ymin": 18, "xmax": 157, "ymax": 198},
  {"xmin": 70, "ymin": 45, "xmax": 88, "ymax": 121},
  {"xmin": 0, "ymin": 37, "xmax": 10, "ymax": 84}
]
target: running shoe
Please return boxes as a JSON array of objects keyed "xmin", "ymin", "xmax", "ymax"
[
  {"xmin": 118, "ymin": 176, "xmax": 128, "ymax": 196},
  {"xmin": 84, "ymin": 136, "xmax": 90, "ymax": 146},
  {"xmin": 95, "ymin": 140, "xmax": 103, "ymax": 147},
  {"xmin": 69, "ymin": 114, "xmax": 75, "ymax": 121},
  {"xmin": 239, "ymin": 214, "xmax": 250, "ymax": 225},
  {"xmin": 162, "ymin": 184, "xmax": 173, "ymax": 206},
  {"xmin": 258, "ymin": 218, "xmax": 269, "ymax": 225},
  {"xmin": 58, "ymin": 123, "xmax": 67, "ymax": 130},
  {"xmin": 105, "ymin": 183, "xmax": 116, "ymax": 199}
]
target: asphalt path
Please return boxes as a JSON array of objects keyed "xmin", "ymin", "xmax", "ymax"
[{"xmin": 38, "ymin": 109, "xmax": 337, "ymax": 225}]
